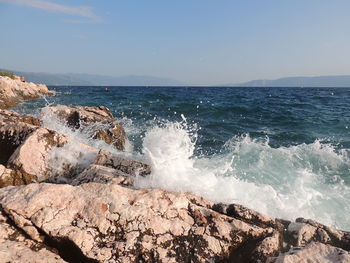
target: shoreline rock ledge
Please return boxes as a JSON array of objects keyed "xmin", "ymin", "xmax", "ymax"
[
  {"xmin": 0, "ymin": 75, "xmax": 54, "ymax": 109},
  {"xmin": 0, "ymin": 80, "xmax": 349, "ymax": 262}
]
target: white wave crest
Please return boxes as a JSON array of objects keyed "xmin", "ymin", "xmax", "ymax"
[{"xmin": 136, "ymin": 121, "xmax": 350, "ymax": 230}]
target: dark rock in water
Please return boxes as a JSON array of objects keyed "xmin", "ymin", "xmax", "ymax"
[
  {"xmin": 70, "ymin": 164, "xmax": 134, "ymax": 186},
  {"xmin": 48, "ymin": 149, "xmax": 150, "ymax": 186},
  {"xmin": 95, "ymin": 149, "xmax": 151, "ymax": 177},
  {"xmin": 46, "ymin": 105, "xmax": 114, "ymax": 126},
  {"xmin": 46, "ymin": 105, "xmax": 126, "ymax": 151},
  {"xmin": 93, "ymin": 124, "xmax": 125, "ymax": 151}
]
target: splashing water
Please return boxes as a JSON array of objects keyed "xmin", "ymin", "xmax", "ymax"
[
  {"xmin": 136, "ymin": 120, "xmax": 350, "ymax": 229},
  {"xmin": 12, "ymin": 86, "xmax": 350, "ymax": 230}
]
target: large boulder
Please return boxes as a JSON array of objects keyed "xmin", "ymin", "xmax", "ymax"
[
  {"xmin": 45, "ymin": 105, "xmax": 126, "ymax": 150},
  {"xmin": 0, "ymin": 183, "xmax": 279, "ymax": 263},
  {"xmin": 7, "ymin": 128, "xmax": 69, "ymax": 182},
  {"xmin": 0, "ymin": 109, "xmax": 40, "ymax": 165},
  {"xmin": 0, "ymin": 76, "xmax": 54, "ymax": 109},
  {"xmin": 7, "ymin": 127, "xmax": 102, "ymax": 183},
  {"xmin": 3, "ymin": 128, "xmax": 147, "ymax": 185}
]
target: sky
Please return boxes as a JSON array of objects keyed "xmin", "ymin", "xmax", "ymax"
[{"xmin": 1, "ymin": 0, "xmax": 350, "ymax": 85}]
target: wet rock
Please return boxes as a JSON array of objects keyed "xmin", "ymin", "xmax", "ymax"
[
  {"xmin": 287, "ymin": 222, "xmax": 318, "ymax": 247},
  {"xmin": 0, "ymin": 76, "xmax": 54, "ymax": 109},
  {"xmin": 47, "ymin": 105, "xmax": 114, "ymax": 125},
  {"xmin": 95, "ymin": 149, "xmax": 151, "ymax": 177},
  {"xmin": 71, "ymin": 164, "xmax": 134, "ymax": 186},
  {"xmin": 45, "ymin": 105, "xmax": 126, "ymax": 150},
  {"xmin": 284, "ymin": 218, "xmax": 350, "ymax": 251},
  {"xmin": 0, "ymin": 165, "xmax": 36, "ymax": 188},
  {"xmin": 0, "ymin": 183, "xmax": 276, "ymax": 262},
  {"xmin": 59, "ymin": 150, "xmax": 150, "ymax": 186},
  {"xmin": 0, "ymin": 110, "xmax": 40, "ymax": 165},
  {"xmin": 93, "ymin": 124, "xmax": 125, "ymax": 151},
  {"xmin": 268, "ymin": 242, "xmax": 350, "ymax": 263},
  {"xmin": 0, "ymin": 109, "xmax": 41, "ymax": 126},
  {"xmin": 7, "ymin": 128, "xmax": 69, "ymax": 182}
]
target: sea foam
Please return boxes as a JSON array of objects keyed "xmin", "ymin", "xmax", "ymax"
[
  {"xmin": 136, "ymin": 119, "xmax": 350, "ymax": 230},
  {"xmin": 39, "ymin": 107, "xmax": 350, "ymax": 230}
]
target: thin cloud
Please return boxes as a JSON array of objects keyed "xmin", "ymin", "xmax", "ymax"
[{"xmin": 0, "ymin": 0, "xmax": 100, "ymax": 21}]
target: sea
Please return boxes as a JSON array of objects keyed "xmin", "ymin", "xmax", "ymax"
[{"xmin": 12, "ymin": 86, "xmax": 350, "ymax": 230}]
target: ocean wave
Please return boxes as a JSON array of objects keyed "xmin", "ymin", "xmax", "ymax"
[
  {"xmin": 16, "ymin": 86, "xmax": 350, "ymax": 230},
  {"xmin": 135, "ymin": 119, "xmax": 350, "ymax": 229}
]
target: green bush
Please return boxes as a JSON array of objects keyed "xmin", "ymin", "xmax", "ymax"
[{"xmin": 0, "ymin": 72, "xmax": 16, "ymax": 79}]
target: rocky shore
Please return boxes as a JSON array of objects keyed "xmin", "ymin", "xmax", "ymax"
[
  {"xmin": 0, "ymin": 75, "xmax": 54, "ymax": 109},
  {"xmin": 0, "ymin": 79, "xmax": 349, "ymax": 262}
]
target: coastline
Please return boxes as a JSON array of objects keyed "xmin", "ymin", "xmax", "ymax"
[
  {"xmin": 0, "ymin": 79, "xmax": 349, "ymax": 262},
  {"xmin": 0, "ymin": 75, "xmax": 54, "ymax": 109}
]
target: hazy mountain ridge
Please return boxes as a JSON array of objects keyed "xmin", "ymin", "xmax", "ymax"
[
  {"xmin": 0, "ymin": 69, "xmax": 184, "ymax": 86},
  {"xmin": 229, "ymin": 75, "xmax": 350, "ymax": 87},
  {"xmin": 2, "ymin": 69, "xmax": 350, "ymax": 87}
]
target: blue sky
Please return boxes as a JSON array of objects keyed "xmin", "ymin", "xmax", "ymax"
[{"xmin": 1, "ymin": 0, "xmax": 350, "ymax": 85}]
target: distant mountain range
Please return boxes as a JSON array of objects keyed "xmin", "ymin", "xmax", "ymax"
[
  {"xmin": 2, "ymin": 68, "xmax": 350, "ymax": 87},
  {"xmin": 0, "ymin": 69, "xmax": 184, "ymax": 86},
  {"xmin": 229, "ymin": 75, "xmax": 350, "ymax": 87}
]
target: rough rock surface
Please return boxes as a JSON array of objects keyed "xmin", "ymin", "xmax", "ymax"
[
  {"xmin": 0, "ymin": 183, "xmax": 278, "ymax": 263},
  {"xmin": 47, "ymin": 105, "xmax": 115, "ymax": 125},
  {"xmin": 46, "ymin": 105, "xmax": 126, "ymax": 150},
  {"xmin": 71, "ymin": 164, "xmax": 135, "ymax": 186},
  {"xmin": 7, "ymin": 128, "xmax": 69, "ymax": 182},
  {"xmin": 285, "ymin": 218, "xmax": 350, "ymax": 251},
  {"xmin": 0, "ymin": 109, "xmax": 40, "ymax": 165},
  {"xmin": 0, "ymin": 209, "xmax": 66, "ymax": 263},
  {"xmin": 95, "ymin": 150, "xmax": 151, "ymax": 177},
  {"xmin": 0, "ymin": 76, "xmax": 54, "ymax": 109},
  {"xmin": 0, "ymin": 108, "xmax": 149, "ymax": 188},
  {"xmin": 268, "ymin": 242, "xmax": 350, "ymax": 263},
  {"xmin": 58, "ymin": 150, "xmax": 151, "ymax": 186},
  {"xmin": 0, "ymin": 164, "xmax": 36, "ymax": 188},
  {"xmin": 0, "ymin": 167, "xmax": 349, "ymax": 262},
  {"xmin": 0, "ymin": 109, "xmax": 41, "ymax": 126}
]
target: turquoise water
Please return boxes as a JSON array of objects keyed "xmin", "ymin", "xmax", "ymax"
[{"xmin": 14, "ymin": 86, "xmax": 350, "ymax": 230}]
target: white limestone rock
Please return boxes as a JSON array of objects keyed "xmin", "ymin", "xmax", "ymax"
[{"xmin": 0, "ymin": 182, "xmax": 277, "ymax": 262}]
